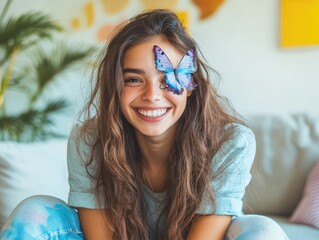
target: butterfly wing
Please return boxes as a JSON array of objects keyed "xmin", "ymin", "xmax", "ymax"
[
  {"xmin": 164, "ymin": 72, "xmax": 184, "ymax": 95},
  {"xmin": 153, "ymin": 45, "xmax": 175, "ymax": 73},
  {"xmin": 153, "ymin": 45, "xmax": 183, "ymax": 94},
  {"xmin": 176, "ymin": 48, "xmax": 197, "ymax": 90},
  {"xmin": 177, "ymin": 48, "xmax": 197, "ymax": 73},
  {"xmin": 176, "ymin": 73, "xmax": 197, "ymax": 90}
]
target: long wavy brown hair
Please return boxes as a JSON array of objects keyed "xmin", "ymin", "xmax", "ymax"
[{"xmin": 79, "ymin": 9, "xmax": 240, "ymax": 240}]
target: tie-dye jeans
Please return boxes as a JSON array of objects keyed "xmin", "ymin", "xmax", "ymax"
[{"xmin": 0, "ymin": 195, "xmax": 289, "ymax": 240}]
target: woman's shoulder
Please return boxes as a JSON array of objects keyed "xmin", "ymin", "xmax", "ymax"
[
  {"xmin": 69, "ymin": 119, "xmax": 98, "ymax": 145},
  {"xmin": 211, "ymin": 123, "xmax": 256, "ymax": 168},
  {"xmin": 67, "ymin": 120, "xmax": 99, "ymax": 163},
  {"xmin": 223, "ymin": 122, "xmax": 256, "ymax": 149}
]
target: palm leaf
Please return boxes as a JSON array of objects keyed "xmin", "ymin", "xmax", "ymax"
[
  {"xmin": 0, "ymin": 0, "xmax": 13, "ymax": 23},
  {"xmin": 0, "ymin": 99, "xmax": 68, "ymax": 141},
  {"xmin": 0, "ymin": 12, "xmax": 62, "ymax": 63},
  {"xmin": 0, "ymin": 2, "xmax": 95, "ymax": 142},
  {"xmin": 29, "ymin": 43, "xmax": 96, "ymax": 103}
]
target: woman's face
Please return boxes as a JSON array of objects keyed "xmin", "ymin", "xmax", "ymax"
[{"xmin": 120, "ymin": 36, "xmax": 192, "ymax": 138}]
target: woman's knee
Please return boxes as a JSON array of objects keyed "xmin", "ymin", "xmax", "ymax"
[
  {"xmin": 4, "ymin": 195, "xmax": 64, "ymax": 221},
  {"xmin": 226, "ymin": 215, "xmax": 288, "ymax": 240},
  {"xmin": 17, "ymin": 195, "xmax": 67, "ymax": 209},
  {"xmin": 6, "ymin": 195, "xmax": 70, "ymax": 223},
  {"xmin": 0, "ymin": 195, "xmax": 82, "ymax": 239}
]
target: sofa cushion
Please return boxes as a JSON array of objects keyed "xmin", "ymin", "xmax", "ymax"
[
  {"xmin": 290, "ymin": 159, "xmax": 319, "ymax": 228},
  {"xmin": 244, "ymin": 114, "xmax": 319, "ymax": 216},
  {"xmin": 0, "ymin": 139, "xmax": 69, "ymax": 228}
]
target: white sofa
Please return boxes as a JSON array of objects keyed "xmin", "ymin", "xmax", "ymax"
[
  {"xmin": 244, "ymin": 114, "xmax": 319, "ymax": 240},
  {"xmin": 1, "ymin": 114, "xmax": 319, "ymax": 239}
]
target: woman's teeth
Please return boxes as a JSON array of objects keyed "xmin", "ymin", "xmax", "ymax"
[{"xmin": 137, "ymin": 109, "xmax": 167, "ymax": 118}]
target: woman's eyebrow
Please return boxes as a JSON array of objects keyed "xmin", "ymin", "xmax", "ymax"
[{"xmin": 123, "ymin": 68, "xmax": 145, "ymax": 75}]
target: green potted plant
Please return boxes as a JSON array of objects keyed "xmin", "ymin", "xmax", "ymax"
[{"xmin": 0, "ymin": 0, "xmax": 96, "ymax": 141}]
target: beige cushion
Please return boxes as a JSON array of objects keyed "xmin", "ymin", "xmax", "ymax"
[{"xmin": 243, "ymin": 114, "xmax": 319, "ymax": 216}]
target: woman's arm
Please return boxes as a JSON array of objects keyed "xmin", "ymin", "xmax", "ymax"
[
  {"xmin": 77, "ymin": 208, "xmax": 113, "ymax": 240},
  {"xmin": 187, "ymin": 214, "xmax": 232, "ymax": 240},
  {"xmin": 188, "ymin": 125, "xmax": 255, "ymax": 239}
]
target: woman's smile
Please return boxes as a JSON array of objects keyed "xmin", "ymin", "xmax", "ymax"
[{"xmin": 135, "ymin": 107, "xmax": 171, "ymax": 119}]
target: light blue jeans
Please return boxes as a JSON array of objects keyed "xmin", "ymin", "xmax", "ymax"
[{"xmin": 0, "ymin": 195, "xmax": 289, "ymax": 240}]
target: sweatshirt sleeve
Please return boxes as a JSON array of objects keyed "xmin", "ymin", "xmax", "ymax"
[
  {"xmin": 67, "ymin": 124, "xmax": 101, "ymax": 209},
  {"xmin": 196, "ymin": 123, "xmax": 256, "ymax": 217}
]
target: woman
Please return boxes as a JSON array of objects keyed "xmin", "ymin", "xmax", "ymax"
[{"xmin": 0, "ymin": 9, "xmax": 289, "ymax": 240}]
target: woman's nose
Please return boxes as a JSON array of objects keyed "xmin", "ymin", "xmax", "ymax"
[{"xmin": 141, "ymin": 81, "xmax": 162, "ymax": 103}]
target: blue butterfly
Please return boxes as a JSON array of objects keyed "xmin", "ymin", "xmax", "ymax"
[{"xmin": 153, "ymin": 45, "xmax": 197, "ymax": 95}]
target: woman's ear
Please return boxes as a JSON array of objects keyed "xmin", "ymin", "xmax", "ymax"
[{"xmin": 187, "ymin": 90, "xmax": 192, "ymax": 97}]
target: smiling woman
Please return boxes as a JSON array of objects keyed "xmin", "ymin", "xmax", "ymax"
[{"xmin": 0, "ymin": 9, "xmax": 289, "ymax": 240}]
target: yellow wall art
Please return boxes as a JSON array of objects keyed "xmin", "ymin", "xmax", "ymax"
[{"xmin": 281, "ymin": 0, "xmax": 319, "ymax": 47}]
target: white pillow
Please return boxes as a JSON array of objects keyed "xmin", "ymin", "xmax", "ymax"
[{"xmin": 0, "ymin": 139, "xmax": 69, "ymax": 228}]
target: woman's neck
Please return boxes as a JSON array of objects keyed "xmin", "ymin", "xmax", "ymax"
[
  {"xmin": 135, "ymin": 126, "xmax": 177, "ymax": 192},
  {"xmin": 135, "ymin": 130, "xmax": 174, "ymax": 168}
]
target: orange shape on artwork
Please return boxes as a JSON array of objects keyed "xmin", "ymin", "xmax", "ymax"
[
  {"xmin": 97, "ymin": 21, "xmax": 126, "ymax": 42},
  {"xmin": 141, "ymin": 0, "xmax": 179, "ymax": 10},
  {"xmin": 100, "ymin": 0, "xmax": 130, "ymax": 14},
  {"xmin": 85, "ymin": 2, "xmax": 95, "ymax": 27},
  {"xmin": 97, "ymin": 24, "xmax": 117, "ymax": 42},
  {"xmin": 192, "ymin": 0, "xmax": 225, "ymax": 20}
]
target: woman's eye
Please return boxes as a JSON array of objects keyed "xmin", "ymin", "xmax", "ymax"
[{"xmin": 124, "ymin": 78, "xmax": 142, "ymax": 85}]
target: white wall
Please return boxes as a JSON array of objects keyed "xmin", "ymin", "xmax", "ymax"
[
  {"xmin": 3, "ymin": 0, "xmax": 319, "ymax": 135},
  {"xmin": 192, "ymin": 0, "xmax": 319, "ymax": 115}
]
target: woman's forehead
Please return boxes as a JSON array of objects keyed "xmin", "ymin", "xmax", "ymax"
[{"xmin": 123, "ymin": 37, "xmax": 184, "ymax": 68}]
